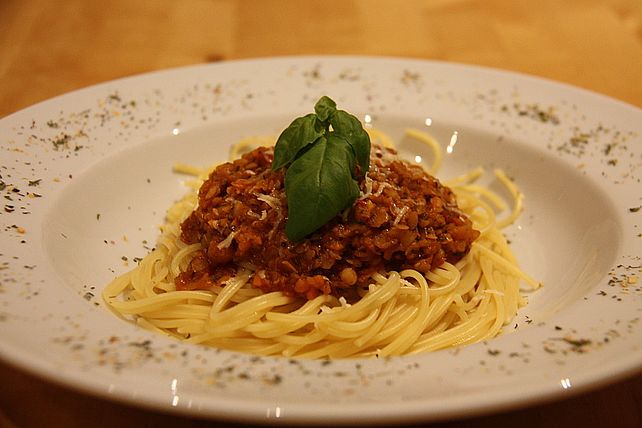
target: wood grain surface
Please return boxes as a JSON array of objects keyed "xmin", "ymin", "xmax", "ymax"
[{"xmin": 0, "ymin": 1, "xmax": 641, "ymax": 427}]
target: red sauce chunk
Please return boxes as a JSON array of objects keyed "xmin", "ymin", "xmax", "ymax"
[{"xmin": 176, "ymin": 146, "xmax": 480, "ymax": 300}]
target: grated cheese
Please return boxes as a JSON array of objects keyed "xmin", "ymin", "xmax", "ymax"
[
  {"xmin": 216, "ymin": 230, "xmax": 238, "ymax": 249},
  {"xmin": 392, "ymin": 205, "xmax": 408, "ymax": 226},
  {"xmin": 255, "ymin": 193, "xmax": 281, "ymax": 209}
]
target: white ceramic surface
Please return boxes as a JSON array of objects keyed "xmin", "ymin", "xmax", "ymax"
[{"xmin": 0, "ymin": 56, "xmax": 640, "ymax": 425}]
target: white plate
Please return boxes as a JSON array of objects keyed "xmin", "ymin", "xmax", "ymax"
[{"xmin": 0, "ymin": 56, "xmax": 640, "ymax": 425}]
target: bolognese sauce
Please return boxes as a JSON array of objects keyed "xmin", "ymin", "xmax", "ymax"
[{"xmin": 176, "ymin": 145, "xmax": 479, "ymax": 300}]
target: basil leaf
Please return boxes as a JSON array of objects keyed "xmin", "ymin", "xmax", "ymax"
[
  {"xmin": 328, "ymin": 110, "xmax": 371, "ymax": 175},
  {"xmin": 285, "ymin": 135, "xmax": 360, "ymax": 241},
  {"xmin": 271, "ymin": 113, "xmax": 324, "ymax": 171},
  {"xmin": 271, "ymin": 96, "xmax": 371, "ymax": 242},
  {"xmin": 314, "ymin": 96, "xmax": 337, "ymax": 122}
]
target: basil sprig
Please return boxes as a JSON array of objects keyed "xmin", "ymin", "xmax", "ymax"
[{"xmin": 271, "ymin": 96, "xmax": 371, "ymax": 242}]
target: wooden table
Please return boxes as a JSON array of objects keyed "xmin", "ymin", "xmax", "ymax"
[{"xmin": 1, "ymin": 1, "xmax": 641, "ymax": 426}]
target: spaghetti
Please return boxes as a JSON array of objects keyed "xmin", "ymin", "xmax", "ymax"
[{"xmin": 103, "ymin": 129, "xmax": 540, "ymax": 358}]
